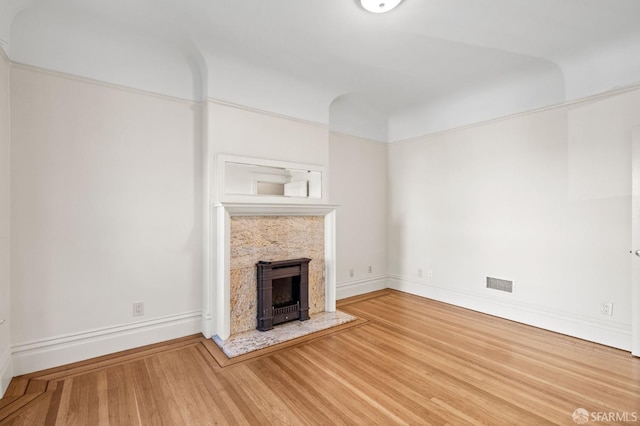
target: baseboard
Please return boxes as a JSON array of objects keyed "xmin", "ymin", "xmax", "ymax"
[
  {"xmin": 0, "ymin": 345, "xmax": 13, "ymax": 397},
  {"xmin": 388, "ymin": 276, "xmax": 632, "ymax": 351},
  {"xmin": 336, "ymin": 275, "xmax": 388, "ymax": 300},
  {"xmin": 11, "ymin": 311, "xmax": 202, "ymax": 376}
]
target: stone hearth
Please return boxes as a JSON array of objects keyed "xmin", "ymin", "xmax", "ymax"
[{"xmin": 214, "ymin": 310, "xmax": 356, "ymax": 358}]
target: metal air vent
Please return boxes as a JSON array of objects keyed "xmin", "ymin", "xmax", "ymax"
[{"xmin": 486, "ymin": 277, "xmax": 513, "ymax": 293}]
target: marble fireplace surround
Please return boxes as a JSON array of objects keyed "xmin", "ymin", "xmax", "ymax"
[{"xmin": 203, "ymin": 203, "xmax": 337, "ymax": 341}]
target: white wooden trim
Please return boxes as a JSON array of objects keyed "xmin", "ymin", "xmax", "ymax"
[
  {"xmin": 388, "ymin": 275, "xmax": 632, "ymax": 351},
  {"xmin": 324, "ymin": 209, "xmax": 337, "ymax": 312},
  {"xmin": 337, "ymin": 275, "xmax": 388, "ymax": 300},
  {"xmin": 206, "ymin": 98, "xmax": 327, "ymax": 129},
  {"xmin": 220, "ymin": 203, "xmax": 338, "ymax": 217},
  {"xmin": 632, "ymin": 126, "xmax": 640, "ymax": 357},
  {"xmin": 201, "ymin": 101, "xmax": 215, "ymax": 339},
  {"xmin": 11, "ymin": 62, "xmax": 196, "ymax": 105},
  {"xmin": 215, "ymin": 204, "xmax": 231, "ymax": 340},
  {"xmin": 391, "ymin": 84, "xmax": 640, "ymax": 145},
  {"xmin": 11, "ymin": 311, "xmax": 201, "ymax": 376}
]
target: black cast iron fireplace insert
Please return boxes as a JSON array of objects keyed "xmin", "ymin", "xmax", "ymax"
[{"xmin": 256, "ymin": 258, "xmax": 311, "ymax": 331}]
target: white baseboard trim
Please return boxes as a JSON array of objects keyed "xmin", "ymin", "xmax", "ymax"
[
  {"xmin": 337, "ymin": 275, "xmax": 388, "ymax": 300},
  {"xmin": 1, "ymin": 345, "xmax": 13, "ymax": 397},
  {"xmin": 11, "ymin": 311, "xmax": 202, "ymax": 376},
  {"xmin": 388, "ymin": 276, "xmax": 632, "ymax": 351}
]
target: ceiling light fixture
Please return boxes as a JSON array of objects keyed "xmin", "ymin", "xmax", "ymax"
[{"xmin": 360, "ymin": 0, "xmax": 403, "ymax": 13}]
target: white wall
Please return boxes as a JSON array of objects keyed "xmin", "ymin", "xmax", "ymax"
[
  {"xmin": 329, "ymin": 132, "xmax": 388, "ymax": 299},
  {"xmin": 9, "ymin": 65, "xmax": 203, "ymax": 374},
  {"xmin": 388, "ymin": 89, "xmax": 640, "ymax": 351},
  {"xmin": 0, "ymin": 47, "xmax": 12, "ymax": 395},
  {"xmin": 207, "ymin": 101, "xmax": 329, "ymax": 167}
]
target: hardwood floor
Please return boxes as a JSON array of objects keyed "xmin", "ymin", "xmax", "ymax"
[{"xmin": 2, "ymin": 290, "xmax": 639, "ymax": 425}]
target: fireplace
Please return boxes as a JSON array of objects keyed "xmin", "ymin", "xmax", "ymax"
[
  {"xmin": 257, "ymin": 258, "xmax": 311, "ymax": 331},
  {"xmin": 204, "ymin": 203, "xmax": 337, "ymax": 341}
]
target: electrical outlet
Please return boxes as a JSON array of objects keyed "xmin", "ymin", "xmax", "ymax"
[
  {"xmin": 368, "ymin": 265, "xmax": 372, "ymax": 273},
  {"xmin": 133, "ymin": 302, "xmax": 145, "ymax": 317},
  {"xmin": 427, "ymin": 270, "xmax": 433, "ymax": 278},
  {"xmin": 600, "ymin": 302, "xmax": 613, "ymax": 316},
  {"xmin": 418, "ymin": 269, "xmax": 423, "ymax": 278},
  {"xmin": 349, "ymin": 268, "xmax": 354, "ymax": 278}
]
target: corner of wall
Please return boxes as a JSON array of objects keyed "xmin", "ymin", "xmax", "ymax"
[
  {"xmin": 11, "ymin": 311, "xmax": 201, "ymax": 376},
  {"xmin": 0, "ymin": 33, "xmax": 12, "ymax": 399},
  {"xmin": 388, "ymin": 276, "xmax": 632, "ymax": 351},
  {"xmin": 337, "ymin": 276, "xmax": 388, "ymax": 300},
  {"xmin": 0, "ymin": 45, "xmax": 8, "ymax": 64},
  {"xmin": 0, "ymin": 346, "xmax": 13, "ymax": 397}
]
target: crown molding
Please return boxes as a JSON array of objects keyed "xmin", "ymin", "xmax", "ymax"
[
  {"xmin": 10, "ymin": 61, "xmax": 196, "ymax": 105},
  {"xmin": 391, "ymin": 81, "xmax": 640, "ymax": 145},
  {"xmin": 206, "ymin": 97, "xmax": 327, "ymax": 129}
]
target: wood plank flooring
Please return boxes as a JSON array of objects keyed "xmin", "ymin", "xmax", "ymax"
[{"xmin": 2, "ymin": 289, "xmax": 639, "ymax": 425}]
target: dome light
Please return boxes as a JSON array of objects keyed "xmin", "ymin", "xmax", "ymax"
[{"xmin": 360, "ymin": 0, "xmax": 403, "ymax": 13}]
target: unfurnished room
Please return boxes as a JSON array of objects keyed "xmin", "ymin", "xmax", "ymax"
[{"xmin": 0, "ymin": 0, "xmax": 639, "ymax": 424}]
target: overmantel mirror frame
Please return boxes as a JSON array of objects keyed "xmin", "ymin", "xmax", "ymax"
[{"xmin": 215, "ymin": 154, "xmax": 328, "ymax": 204}]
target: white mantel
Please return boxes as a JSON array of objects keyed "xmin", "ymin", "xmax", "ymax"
[{"xmin": 202, "ymin": 202, "xmax": 337, "ymax": 341}]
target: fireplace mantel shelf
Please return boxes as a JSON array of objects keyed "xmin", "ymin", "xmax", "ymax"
[{"xmin": 214, "ymin": 202, "xmax": 339, "ymax": 217}]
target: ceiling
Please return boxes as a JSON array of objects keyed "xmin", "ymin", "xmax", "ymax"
[{"xmin": 2, "ymin": 0, "xmax": 640, "ymax": 141}]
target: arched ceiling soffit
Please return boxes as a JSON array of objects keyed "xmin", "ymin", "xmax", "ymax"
[
  {"xmin": 329, "ymin": 92, "xmax": 392, "ymax": 143},
  {"xmin": 0, "ymin": 0, "xmax": 35, "ymax": 46},
  {"xmin": 5, "ymin": 0, "xmax": 640, "ymax": 125},
  {"xmin": 8, "ymin": 1, "xmax": 206, "ymax": 100}
]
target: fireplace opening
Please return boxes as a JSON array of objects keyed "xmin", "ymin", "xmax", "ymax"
[
  {"xmin": 272, "ymin": 276, "xmax": 299, "ymax": 307},
  {"xmin": 257, "ymin": 258, "xmax": 310, "ymax": 331}
]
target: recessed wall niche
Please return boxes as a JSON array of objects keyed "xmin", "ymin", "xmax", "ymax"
[{"xmin": 229, "ymin": 216, "xmax": 325, "ymax": 335}]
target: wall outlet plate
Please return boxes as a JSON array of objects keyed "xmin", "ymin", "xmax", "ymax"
[
  {"xmin": 133, "ymin": 302, "xmax": 144, "ymax": 317},
  {"xmin": 600, "ymin": 302, "xmax": 613, "ymax": 316}
]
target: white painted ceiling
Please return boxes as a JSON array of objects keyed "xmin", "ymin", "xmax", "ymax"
[{"xmin": 2, "ymin": 0, "xmax": 640, "ymax": 141}]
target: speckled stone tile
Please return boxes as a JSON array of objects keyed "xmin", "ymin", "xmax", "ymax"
[
  {"xmin": 229, "ymin": 216, "xmax": 325, "ymax": 334},
  {"xmin": 213, "ymin": 311, "xmax": 356, "ymax": 358}
]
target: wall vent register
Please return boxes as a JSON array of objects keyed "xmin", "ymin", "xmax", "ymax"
[{"xmin": 486, "ymin": 276, "xmax": 513, "ymax": 293}]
